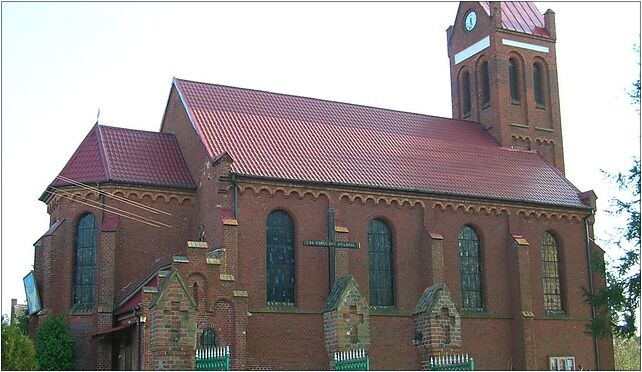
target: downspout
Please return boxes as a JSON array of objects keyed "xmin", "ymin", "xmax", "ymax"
[
  {"xmin": 584, "ymin": 213, "xmax": 600, "ymax": 369},
  {"xmin": 232, "ymin": 174, "xmax": 238, "ymax": 219},
  {"xmin": 135, "ymin": 304, "xmax": 142, "ymax": 370}
]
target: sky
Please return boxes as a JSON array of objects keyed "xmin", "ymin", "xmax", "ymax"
[{"xmin": 1, "ymin": 2, "xmax": 640, "ymax": 316}]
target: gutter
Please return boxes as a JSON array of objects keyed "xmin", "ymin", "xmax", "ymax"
[{"xmin": 584, "ymin": 214, "xmax": 600, "ymax": 369}]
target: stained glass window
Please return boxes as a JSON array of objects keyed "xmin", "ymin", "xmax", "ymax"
[
  {"xmin": 509, "ymin": 58, "xmax": 521, "ymax": 103},
  {"xmin": 368, "ymin": 219, "xmax": 394, "ymax": 307},
  {"xmin": 266, "ymin": 210, "xmax": 295, "ymax": 305},
  {"xmin": 541, "ymin": 232, "xmax": 563, "ymax": 312},
  {"xmin": 72, "ymin": 213, "xmax": 97, "ymax": 308},
  {"xmin": 458, "ymin": 225, "xmax": 483, "ymax": 310}
]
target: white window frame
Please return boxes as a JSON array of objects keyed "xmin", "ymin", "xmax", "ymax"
[{"xmin": 548, "ymin": 356, "xmax": 575, "ymax": 371}]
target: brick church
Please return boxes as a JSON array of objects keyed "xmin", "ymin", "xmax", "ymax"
[{"xmin": 30, "ymin": 2, "xmax": 615, "ymax": 370}]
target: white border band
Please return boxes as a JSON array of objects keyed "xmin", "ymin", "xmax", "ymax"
[
  {"xmin": 454, "ymin": 36, "xmax": 490, "ymax": 64},
  {"xmin": 502, "ymin": 38, "xmax": 549, "ymax": 53}
]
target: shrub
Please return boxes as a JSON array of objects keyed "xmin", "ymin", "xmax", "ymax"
[
  {"xmin": 1, "ymin": 315, "xmax": 38, "ymax": 370},
  {"xmin": 35, "ymin": 316, "xmax": 75, "ymax": 370}
]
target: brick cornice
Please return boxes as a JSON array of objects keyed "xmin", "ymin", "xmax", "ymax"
[
  {"xmin": 236, "ymin": 177, "xmax": 588, "ymax": 222},
  {"xmin": 46, "ymin": 184, "xmax": 195, "ymax": 213}
]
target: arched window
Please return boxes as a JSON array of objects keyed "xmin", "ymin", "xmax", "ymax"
[
  {"xmin": 200, "ymin": 329, "xmax": 217, "ymax": 349},
  {"xmin": 368, "ymin": 219, "xmax": 394, "ymax": 307},
  {"xmin": 480, "ymin": 61, "xmax": 490, "ymax": 108},
  {"xmin": 508, "ymin": 58, "xmax": 521, "ymax": 103},
  {"xmin": 266, "ymin": 210, "xmax": 295, "ymax": 304},
  {"xmin": 458, "ymin": 225, "xmax": 483, "ymax": 310},
  {"xmin": 541, "ymin": 232, "xmax": 563, "ymax": 312},
  {"xmin": 462, "ymin": 71, "xmax": 472, "ymax": 117},
  {"xmin": 533, "ymin": 62, "xmax": 546, "ymax": 108},
  {"xmin": 73, "ymin": 213, "xmax": 97, "ymax": 307}
]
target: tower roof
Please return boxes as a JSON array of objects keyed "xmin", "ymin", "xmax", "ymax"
[
  {"xmin": 42, "ymin": 124, "xmax": 196, "ymax": 200},
  {"xmin": 479, "ymin": 1, "xmax": 551, "ymax": 38},
  {"xmin": 173, "ymin": 78, "xmax": 587, "ymax": 209}
]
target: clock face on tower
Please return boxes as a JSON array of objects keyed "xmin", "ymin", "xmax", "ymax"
[{"xmin": 464, "ymin": 11, "xmax": 477, "ymax": 31}]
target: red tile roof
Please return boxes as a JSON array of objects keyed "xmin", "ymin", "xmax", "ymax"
[
  {"xmin": 174, "ymin": 78, "xmax": 587, "ymax": 209},
  {"xmin": 46, "ymin": 124, "xmax": 195, "ymax": 194},
  {"xmin": 480, "ymin": 1, "xmax": 551, "ymax": 38}
]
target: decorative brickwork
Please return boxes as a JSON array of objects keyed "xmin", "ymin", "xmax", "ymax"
[
  {"xmin": 413, "ymin": 284, "xmax": 462, "ymax": 370},
  {"xmin": 31, "ymin": 3, "xmax": 614, "ymax": 369},
  {"xmin": 323, "ymin": 275, "xmax": 371, "ymax": 365},
  {"xmin": 149, "ymin": 270, "xmax": 197, "ymax": 370}
]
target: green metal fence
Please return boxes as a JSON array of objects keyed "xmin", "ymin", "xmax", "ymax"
[
  {"xmin": 195, "ymin": 346, "xmax": 230, "ymax": 371},
  {"xmin": 333, "ymin": 349, "xmax": 369, "ymax": 371},
  {"xmin": 429, "ymin": 354, "xmax": 474, "ymax": 371}
]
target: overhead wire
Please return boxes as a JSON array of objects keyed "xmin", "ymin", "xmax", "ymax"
[
  {"xmin": 47, "ymin": 186, "xmax": 172, "ymax": 228},
  {"xmin": 55, "ymin": 175, "xmax": 172, "ymax": 216}
]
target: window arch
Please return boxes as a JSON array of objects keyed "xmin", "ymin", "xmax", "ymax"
[
  {"xmin": 368, "ymin": 219, "xmax": 394, "ymax": 307},
  {"xmin": 200, "ymin": 329, "xmax": 217, "ymax": 349},
  {"xmin": 541, "ymin": 232, "xmax": 563, "ymax": 312},
  {"xmin": 266, "ymin": 210, "xmax": 295, "ymax": 304},
  {"xmin": 508, "ymin": 57, "xmax": 521, "ymax": 103},
  {"xmin": 72, "ymin": 213, "xmax": 97, "ymax": 308},
  {"xmin": 480, "ymin": 61, "xmax": 490, "ymax": 108},
  {"xmin": 458, "ymin": 225, "xmax": 483, "ymax": 310},
  {"xmin": 462, "ymin": 70, "xmax": 472, "ymax": 117},
  {"xmin": 533, "ymin": 62, "xmax": 546, "ymax": 108}
]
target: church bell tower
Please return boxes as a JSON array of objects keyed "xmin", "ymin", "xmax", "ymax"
[{"xmin": 447, "ymin": 1, "xmax": 565, "ymax": 173}]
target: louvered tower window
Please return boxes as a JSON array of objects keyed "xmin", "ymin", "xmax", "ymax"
[
  {"xmin": 481, "ymin": 61, "xmax": 490, "ymax": 108},
  {"xmin": 541, "ymin": 232, "xmax": 563, "ymax": 312},
  {"xmin": 462, "ymin": 71, "xmax": 472, "ymax": 117},
  {"xmin": 266, "ymin": 210, "xmax": 295, "ymax": 305},
  {"xmin": 368, "ymin": 219, "xmax": 394, "ymax": 307},
  {"xmin": 72, "ymin": 213, "xmax": 97, "ymax": 308},
  {"xmin": 533, "ymin": 62, "xmax": 546, "ymax": 108},
  {"xmin": 508, "ymin": 58, "xmax": 521, "ymax": 103},
  {"xmin": 458, "ymin": 225, "xmax": 483, "ymax": 310},
  {"xmin": 200, "ymin": 329, "xmax": 217, "ymax": 349}
]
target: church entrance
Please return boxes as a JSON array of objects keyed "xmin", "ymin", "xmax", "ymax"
[{"xmin": 111, "ymin": 333, "xmax": 133, "ymax": 370}]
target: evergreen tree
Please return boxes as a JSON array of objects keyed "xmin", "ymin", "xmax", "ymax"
[
  {"xmin": 585, "ymin": 43, "xmax": 640, "ymax": 339},
  {"xmin": 35, "ymin": 316, "xmax": 75, "ymax": 370}
]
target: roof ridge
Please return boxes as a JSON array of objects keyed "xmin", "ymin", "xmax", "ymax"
[
  {"xmin": 173, "ymin": 77, "xmax": 473, "ymax": 126},
  {"xmin": 95, "ymin": 124, "xmax": 112, "ymax": 181},
  {"xmin": 172, "ymin": 78, "xmax": 215, "ymax": 159},
  {"xmin": 114, "ymin": 263, "xmax": 172, "ymax": 309},
  {"xmin": 97, "ymin": 123, "xmax": 176, "ymax": 137}
]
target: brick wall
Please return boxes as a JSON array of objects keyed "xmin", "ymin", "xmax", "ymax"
[
  {"xmin": 149, "ymin": 273, "xmax": 197, "ymax": 370},
  {"xmin": 32, "ymin": 67, "xmax": 611, "ymax": 370},
  {"xmin": 232, "ymin": 178, "xmax": 606, "ymax": 370},
  {"xmin": 246, "ymin": 312, "xmax": 327, "ymax": 370}
]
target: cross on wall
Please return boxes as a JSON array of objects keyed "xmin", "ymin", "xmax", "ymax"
[{"xmin": 303, "ymin": 208, "xmax": 360, "ymax": 292}]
